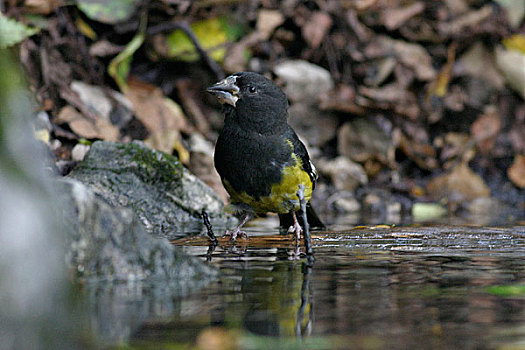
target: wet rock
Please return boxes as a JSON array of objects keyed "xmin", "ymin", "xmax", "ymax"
[
  {"xmin": 56, "ymin": 178, "xmax": 217, "ymax": 282},
  {"xmin": 0, "ymin": 52, "xmax": 87, "ymax": 349},
  {"xmin": 317, "ymin": 156, "xmax": 368, "ymax": 191},
  {"xmin": 68, "ymin": 141, "xmax": 236, "ymax": 236}
]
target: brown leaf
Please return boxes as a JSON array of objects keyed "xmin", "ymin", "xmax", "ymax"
[
  {"xmin": 508, "ymin": 154, "xmax": 525, "ymax": 188},
  {"xmin": 359, "ymin": 83, "xmax": 420, "ymax": 120},
  {"xmin": 426, "ymin": 162, "xmax": 490, "ymax": 203},
  {"xmin": 302, "ymin": 11, "xmax": 332, "ymax": 49},
  {"xmin": 456, "ymin": 42, "xmax": 505, "ymax": 89},
  {"xmin": 125, "ymin": 78, "xmax": 190, "ymax": 133},
  {"xmin": 365, "ymin": 36, "xmax": 436, "ymax": 81},
  {"xmin": 320, "ymin": 84, "xmax": 365, "ymax": 114},
  {"xmin": 56, "ymin": 106, "xmax": 119, "ymax": 141},
  {"xmin": 256, "ymin": 9, "xmax": 285, "ymax": 41},
  {"xmin": 439, "ymin": 5, "xmax": 493, "ymax": 36},
  {"xmin": 338, "ymin": 118, "xmax": 393, "ymax": 166},
  {"xmin": 470, "ymin": 108, "xmax": 501, "ymax": 154},
  {"xmin": 380, "ymin": 2, "xmax": 425, "ymax": 30}
]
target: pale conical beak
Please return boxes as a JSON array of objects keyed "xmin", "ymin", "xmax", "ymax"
[{"xmin": 206, "ymin": 76, "xmax": 240, "ymax": 107}]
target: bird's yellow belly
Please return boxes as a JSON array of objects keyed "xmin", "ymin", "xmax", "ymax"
[{"xmin": 224, "ymin": 162, "xmax": 313, "ymax": 214}]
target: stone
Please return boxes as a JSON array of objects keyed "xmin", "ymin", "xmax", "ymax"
[
  {"xmin": 68, "ymin": 141, "xmax": 236, "ymax": 236},
  {"xmin": 55, "ymin": 178, "xmax": 217, "ymax": 282}
]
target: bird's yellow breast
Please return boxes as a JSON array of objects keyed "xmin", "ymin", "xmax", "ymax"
[{"xmin": 224, "ymin": 153, "xmax": 313, "ymax": 214}]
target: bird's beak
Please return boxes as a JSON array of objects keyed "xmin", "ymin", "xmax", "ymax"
[{"xmin": 207, "ymin": 75, "xmax": 240, "ymax": 107}]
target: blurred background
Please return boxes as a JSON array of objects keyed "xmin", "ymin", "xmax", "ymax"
[{"xmin": 1, "ymin": 0, "xmax": 524, "ymax": 225}]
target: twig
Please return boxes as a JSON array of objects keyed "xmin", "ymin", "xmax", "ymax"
[
  {"xmin": 201, "ymin": 209, "xmax": 218, "ymax": 244},
  {"xmin": 147, "ymin": 22, "xmax": 225, "ymax": 80},
  {"xmin": 297, "ymin": 185, "xmax": 314, "ymax": 257}
]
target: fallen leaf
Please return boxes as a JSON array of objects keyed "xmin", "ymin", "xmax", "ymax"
[
  {"xmin": 156, "ymin": 17, "xmax": 242, "ymax": 62},
  {"xmin": 380, "ymin": 2, "xmax": 425, "ymax": 30},
  {"xmin": 76, "ymin": 0, "xmax": 140, "ymax": 24},
  {"xmin": 439, "ymin": 5, "xmax": 493, "ymax": 36},
  {"xmin": 359, "ymin": 83, "xmax": 420, "ymax": 120},
  {"xmin": 125, "ymin": 78, "xmax": 189, "ymax": 133},
  {"xmin": 256, "ymin": 9, "xmax": 285, "ymax": 41},
  {"xmin": 508, "ymin": 154, "xmax": 525, "ymax": 188},
  {"xmin": 23, "ymin": 0, "xmax": 60, "ymax": 15},
  {"xmin": 56, "ymin": 105, "xmax": 119, "ymax": 141},
  {"xmin": 0, "ymin": 15, "xmax": 39, "ymax": 49},
  {"xmin": 470, "ymin": 108, "xmax": 501, "ymax": 154},
  {"xmin": 455, "ymin": 41, "xmax": 505, "ymax": 89},
  {"xmin": 396, "ymin": 128, "xmax": 437, "ymax": 170},
  {"xmin": 426, "ymin": 162, "xmax": 490, "ymax": 203},
  {"xmin": 495, "ymin": 46, "xmax": 525, "ymax": 99},
  {"xmin": 365, "ymin": 35, "xmax": 436, "ymax": 81},
  {"xmin": 144, "ymin": 129, "xmax": 187, "ymax": 159},
  {"xmin": 494, "ymin": 0, "xmax": 525, "ymax": 28},
  {"xmin": 503, "ymin": 34, "xmax": 525, "ymax": 57},
  {"xmin": 302, "ymin": 11, "xmax": 332, "ymax": 49},
  {"xmin": 89, "ymin": 40, "xmax": 125, "ymax": 57},
  {"xmin": 338, "ymin": 118, "xmax": 392, "ymax": 166}
]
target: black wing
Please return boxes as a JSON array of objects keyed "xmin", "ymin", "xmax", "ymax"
[{"xmin": 284, "ymin": 126, "xmax": 318, "ymax": 190}]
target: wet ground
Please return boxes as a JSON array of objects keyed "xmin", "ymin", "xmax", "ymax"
[{"xmin": 96, "ymin": 222, "xmax": 525, "ymax": 349}]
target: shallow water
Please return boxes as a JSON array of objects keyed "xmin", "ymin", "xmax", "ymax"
[{"xmin": 96, "ymin": 223, "xmax": 525, "ymax": 349}]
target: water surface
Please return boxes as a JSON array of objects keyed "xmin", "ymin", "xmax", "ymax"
[{"xmin": 100, "ymin": 224, "xmax": 525, "ymax": 349}]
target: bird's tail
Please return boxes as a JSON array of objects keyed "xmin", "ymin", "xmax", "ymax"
[{"xmin": 279, "ymin": 202, "xmax": 325, "ymax": 231}]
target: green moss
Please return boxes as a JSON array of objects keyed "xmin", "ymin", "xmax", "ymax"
[{"xmin": 117, "ymin": 142, "xmax": 183, "ymax": 192}]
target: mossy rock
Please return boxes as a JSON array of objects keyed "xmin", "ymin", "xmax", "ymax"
[{"xmin": 69, "ymin": 141, "xmax": 235, "ymax": 237}]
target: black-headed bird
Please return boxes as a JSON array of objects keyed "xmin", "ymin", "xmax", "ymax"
[{"xmin": 207, "ymin": 72, "xmax": 324, "ymax": 240}]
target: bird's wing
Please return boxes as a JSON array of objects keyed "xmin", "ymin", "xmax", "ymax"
[{"xmin": 284, "ymin": 126, "xmax": 318, "ymax": 189}]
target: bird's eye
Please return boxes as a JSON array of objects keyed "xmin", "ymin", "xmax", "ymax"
[{"xmin": 248, "ymin": 86, "xmax": 257, "ymax": 93}]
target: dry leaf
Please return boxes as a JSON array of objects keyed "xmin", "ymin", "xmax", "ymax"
[
  {"xmin": 256, "ymin": 9, "xmax": 285, "ymax": 41},
  {"xmin": 56, "ymin": 106, "xmax": 119, "ymax": 141},
  {"xmin": 380, "ymin": 2, "xmax": 425, "ymax": 30},
  {"xmin": 302, "ymin": 11, "xmax": 332, "ymax": 49},
  {"xmin": 470, "ymin": 108, "xmax": 501, "ymax": 154},
  {"xmin": 125, "ymin": 78, "xmax": 190, "ymax": 133},
  {"xmin": 427, "ymin": 162, "xmax": 490, "ymax": 202},
  {"xmin": 508, "ymin": 154, "xmax": 525, "ymax": 188},
  {"xmin": 366, "ymin": 36, "xmax": 436, "ymax": 81},
  {"xmin": 456, "ymin": 42, "xmax": 504, "ymax": 89}
]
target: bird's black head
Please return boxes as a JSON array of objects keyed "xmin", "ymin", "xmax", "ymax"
[{"xmin": 207, "ymin": 72, "xmax": 288, "ymax": 134}]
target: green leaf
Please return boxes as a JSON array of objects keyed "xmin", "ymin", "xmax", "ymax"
[
  {"xmin": 0, "ymin": 16, "xmax": 39, "ymax": 49},
  {"xmin": 108, "ymin": 15, "xmax": 146, "ymax": 92},
  {"xmin": 163, "ymin": 17, "xmax": 242, "ymax": 62},
  {"xmin": 486, "ymin": 285, "xmax": 525, "ymax": 297},
  {"xmin": 76, "ymin": 0, "xmax": 140, "ymax": 24}
]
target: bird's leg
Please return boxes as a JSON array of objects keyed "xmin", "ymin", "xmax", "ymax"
[
  {"xmin": 288, "ymin": 211, "xmax": 303, "ymax": 241},
  {"xmin": 223, "ymin": 212, "xmax": 251, "ymax": 241}
]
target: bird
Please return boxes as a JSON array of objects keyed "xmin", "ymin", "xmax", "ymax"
[{"xmin": 207, "ymin": 72, "xmax": 324, "ymax": 240}]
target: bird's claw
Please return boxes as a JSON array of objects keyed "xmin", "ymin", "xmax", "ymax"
[
  {"xmin": 222, "ymin": 230, "xmax": 249, "ymax": 241},
  {"xmin": 288, "ymin": 222, "xmax": 303, "ymax": 239}
]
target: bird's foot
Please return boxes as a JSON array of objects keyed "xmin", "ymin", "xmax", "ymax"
[
  {"xmin": 288, "ymin": 221, "xmax": 303, "ymax": 240},
  {"xmin": 223, "ymin": 229, "xmax": 249, "ymax": 241}
]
